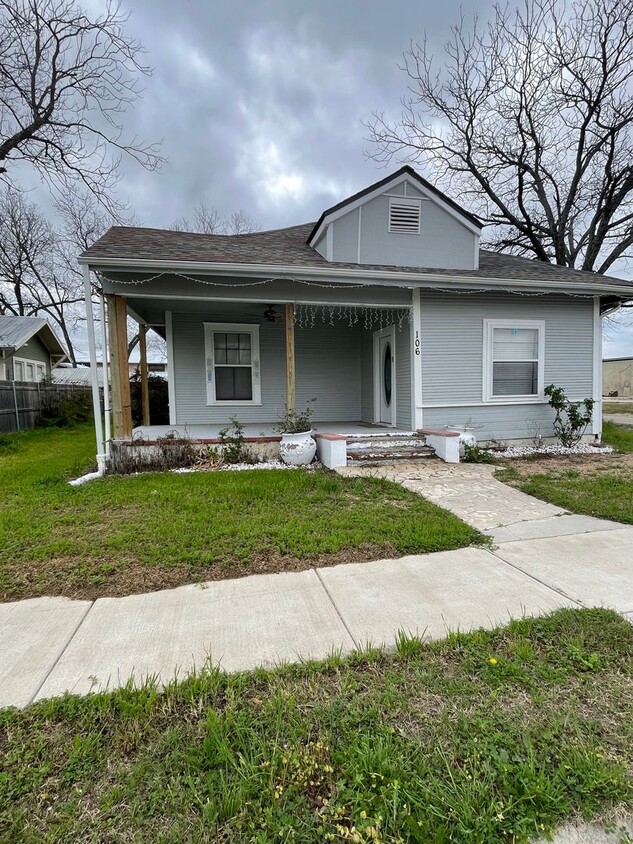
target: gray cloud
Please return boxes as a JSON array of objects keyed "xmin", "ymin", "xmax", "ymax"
[{"xmin": 115, "ymin": 0, "xmax": 484, "ymax": 228}]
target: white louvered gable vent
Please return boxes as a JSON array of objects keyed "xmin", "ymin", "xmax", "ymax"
[{"xmin": 389, "ymin": 199, "xmax": 421, "ymax": 234}]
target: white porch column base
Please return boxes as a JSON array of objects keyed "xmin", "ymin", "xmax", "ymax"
[
  {"xmin": 315, "ymin": 433, "xmax": 347, "ymax": 469},
  {"xmin": 419, "ymin": 428, "xmax": 460, "ymax": 463}
]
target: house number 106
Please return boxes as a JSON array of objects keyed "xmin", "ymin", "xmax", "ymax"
[{"xmin": 414, "ymin": 331, "xmax": 421, "ymax": 355}]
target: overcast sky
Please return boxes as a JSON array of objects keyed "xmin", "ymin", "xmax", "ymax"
[{"xmin": 33, "ymin": 0, "xmax": 633, "ymax": 356}]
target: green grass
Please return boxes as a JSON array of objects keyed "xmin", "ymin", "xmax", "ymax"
[
  {"xmin": 603, "ymin": 420, "xmax": 633, "ymax": 453},
  {"xmin": 0, "ymin": 425, "xmax": 482, "ymax": 602},
  {"xmin": 497, "ymin": 423, "xmax": 633, "ymax": 524},
  {"xmin": 1, "ymin": 608, "xmax": 632, "ymax": 842},
  {"xmin": 604, "ymin": 402, "xmax": 633, "ymax": 415}
]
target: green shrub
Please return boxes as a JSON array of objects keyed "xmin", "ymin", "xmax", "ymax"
[
  {"xmin": 462, "ymin": 443, "xmax": 498, "ymax": 464},
  {"xmin": 218, "ymin": 417, "xmax": 256, "ymax": 464},
  {"xmin": 544, "ymin": 384, "xmax": 594, "ymax": 447}
]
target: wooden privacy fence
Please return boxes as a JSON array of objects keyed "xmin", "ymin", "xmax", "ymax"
[{"xmin": 0, "ymin": 382, "xmax": 93, "ymax": 434}]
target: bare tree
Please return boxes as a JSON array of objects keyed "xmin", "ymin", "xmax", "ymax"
[
  {"xmin": 367, "ymin": 0, "xmax": 633, "ymax": 274},
  {"xmin": 0, "ymin": 187, "xmax": 83, "ymax": 361},
  {"xmin": 171, "ymin": 202, "xmax": 260, "ymax": 235},
  {"xmin": 0, "ymin": 0, "xmax": 163, "ymax": 213}
]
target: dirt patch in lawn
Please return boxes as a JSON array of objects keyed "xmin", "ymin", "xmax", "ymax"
[
  {"xmin": 500, "ymin": 451, "xmax": 633, "ymax": 478},
  {"xmin": 0, "ymin": 542, "xmax": 401, "ymax": 603}
]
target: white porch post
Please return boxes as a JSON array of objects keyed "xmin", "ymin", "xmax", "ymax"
[
  {"xmin": 98, "ymin": 293, "xmax": 111, "ymax": 453},
  {"xmin": 592, "ymin": 296, "xmax": 603, "ymax": 437},
  {"xmin": 83, "ymin": 265, "xmax": 106, "ymax": 470},
  {"xmin": 411, "ymin": 287, "xmax": 423, "ymax": 430}
]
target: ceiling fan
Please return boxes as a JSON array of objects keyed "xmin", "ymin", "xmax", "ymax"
[{"xmin": 263, "ymin": 304, "xmax": 283, "ymax": 323}]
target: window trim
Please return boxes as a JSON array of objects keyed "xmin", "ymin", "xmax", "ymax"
[
  {"xmin": 13, "ymin": 356, "xmax": 47, "ymax": 383},
  {"xmin": 203, "ymin": 322, "xmax": 262, "ymax": 406},
  {"xmin": 482, "ymin": 319, "xmax": 545, "ymax": 404},
  {"xmin": 388, "ymin": 197, "xmax": 421, "ymax": 235}
]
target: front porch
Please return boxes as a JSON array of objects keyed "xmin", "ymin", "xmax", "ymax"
[{"xmin": 126, "ymin": 421, "xmax": 435, "ymax": 468}]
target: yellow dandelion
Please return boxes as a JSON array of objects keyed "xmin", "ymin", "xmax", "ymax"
[{"xmin": 488, "ymin": 657, "xmax": 498, "ymax": 665}]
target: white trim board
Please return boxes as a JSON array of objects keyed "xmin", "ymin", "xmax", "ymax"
[
  {"xmin": 88, "ymin": 258, "xmax": 633, "ymax": 296},
  {"xmin": 592, "ymin": 296, "xmax": 602, "ymax": 436},
  {"xmin": 165, "ymin": 311, "xmax": 177, "ymax": 425}
]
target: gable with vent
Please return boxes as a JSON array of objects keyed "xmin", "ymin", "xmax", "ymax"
[{"xmin": 310, "ymin": 169, "xmax": 481, "ymax": 271}]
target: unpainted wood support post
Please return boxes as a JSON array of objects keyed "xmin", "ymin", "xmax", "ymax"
[
  {"xmin": 285, "ymin": 303, "xmax": 296, "ymax": 413},
  {"xmin": 106, "ymin": 294, "xmax": 133, "ymax": 439},
  {"xmin": 139, "ymin": 323, "xmax": 150, "ymax": 427}
]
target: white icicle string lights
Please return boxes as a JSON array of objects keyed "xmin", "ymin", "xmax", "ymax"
[{"xmin": 292, "ymin": 303, "xmax": 411, "ymax": 330}]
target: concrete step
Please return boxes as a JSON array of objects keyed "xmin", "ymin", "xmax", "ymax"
[{"xmin": 347, "ymin": 444, "xmax": 436, "ymax": 463}]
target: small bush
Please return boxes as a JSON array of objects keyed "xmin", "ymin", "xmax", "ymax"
[
  {"xmin": 462, "ymin": 443, "xmax": 498, "ymax": 464},
  {"xmin": 544, "ymin": 384, "xmax": 594, "ymax": 447},
  {"xmin": 217, "ymin": 418, "xmax": 255, "ymax": 464}
]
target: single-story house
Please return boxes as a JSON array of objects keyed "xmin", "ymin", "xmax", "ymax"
[
  {"xmin": 603, "ymin": 357, "xmax": 633, "ymax": 397},
  {"xmin": 0, "ymin": 315, "xmax": 67, "ymax": 382},
  {"xmin": 79, "ymin": 166, "xmax": 633, "ymax": 466}
]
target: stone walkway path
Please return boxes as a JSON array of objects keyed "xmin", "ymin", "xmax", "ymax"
[{"xmin": 338, "ymin": 461, "xmax": 566, "ymax": 532}]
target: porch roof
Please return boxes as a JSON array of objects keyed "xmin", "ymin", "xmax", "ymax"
[{"xmin": 80, "ymin": 222, "xmax": 633, "ymax": 298}]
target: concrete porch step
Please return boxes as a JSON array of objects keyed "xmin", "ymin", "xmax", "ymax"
[{"xmin": 346, "ymin": 435, "xmax": 436, "ymax": 464}]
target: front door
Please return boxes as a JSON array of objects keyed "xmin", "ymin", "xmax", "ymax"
[{"xmin": 374, "ymin": 326, "xmax": 395, "ymax": 425}]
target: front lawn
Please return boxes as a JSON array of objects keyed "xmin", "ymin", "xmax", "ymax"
[
  {"xmin": 497, "ymin": 422, "xmax": 633, "ymax": 524},
  {"xmin": 1, "ymin": 608, "xmax": 632, "ymax": 842},
  {"xmin": 0, "ymin": 425, "xmax": 482, "ymax": 602}
]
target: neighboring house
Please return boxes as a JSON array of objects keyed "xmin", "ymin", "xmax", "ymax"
[
  {"xmin": 0, "ymin": 315, "xmax": 67, "ymax": 383},
  {"xmin": 603, "ymin": 357, "xmax": 633, "ymax": 397},
  {"xmin": 80, "ymin": 166, "xmax": 633, "ymax": 460}
]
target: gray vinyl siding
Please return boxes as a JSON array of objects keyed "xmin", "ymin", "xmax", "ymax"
[
  {"xmin": 171, "ymin": 305, "xmax": 365, "ymax": 424},
  {"xmin": 332, "ymin": 208, "xmax": 358, "ymax": 263},
  {"xmin": 4, "ymin": 335, "xmax": 51, "ymax": 380},
  {"xmin": 419, "ymin": 293, "xmax": 595, "ymax": 440},
  {"xmin": 395, "ymin": 320, "xmax": 411, "ymax": 428},
  {"xmin": 423, "ymin": 404, "xmax": 563, "ymax": 442},
  {"xmin": 296, "ymin": 324, "xmax": 361, "ymax": 421},
  {"xmin": 330, "ymin": 190, "xmax": 478, "ymax": 270}
]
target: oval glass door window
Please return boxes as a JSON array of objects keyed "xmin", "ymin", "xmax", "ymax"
[{"xmin": 383, "ymin": 343, "xmax": 392, "ymax": 406}]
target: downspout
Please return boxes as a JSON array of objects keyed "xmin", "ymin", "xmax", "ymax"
[
  {"xmin": 82, "ymin": 265, "xmax": 106, "ymax": 476},
  {"xmin": 99, "ymin": 292, "xmax": 111, "ymax": 455}
]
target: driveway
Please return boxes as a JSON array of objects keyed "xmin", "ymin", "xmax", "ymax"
[{"xmin": 1, "ymin": 461, "xmax": 632, "ymax": 709}]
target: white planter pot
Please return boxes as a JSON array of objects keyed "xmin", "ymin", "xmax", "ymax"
[{"xmin": 279, "ymin": 431, "xmax": 316, "ymax": 466}]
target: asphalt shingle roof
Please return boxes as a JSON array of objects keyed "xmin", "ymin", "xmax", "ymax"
[{"xmin": 81, "ymin": 222, "xmax": 633, "ymax": 292}]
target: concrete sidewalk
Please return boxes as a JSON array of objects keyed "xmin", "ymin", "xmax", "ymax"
[{"xmin": 1, "ymin": 461, "xmax": 632, "ymax": 709}]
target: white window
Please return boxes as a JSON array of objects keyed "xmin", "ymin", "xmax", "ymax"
[
  {"xmin": 388, "ymin": 198, "xmax": 421, "ymax": 234},
  {"xmin": 483, "ymin": 320, "xmax": 545, "ymax": 403},
  {"xmin": 13, "ymin": 357, "xmax": 47, "ymax": 383},
  {"xmin": 0, "ymin": 361, "xmax": 6, "ymax": 381},
  {"xmin": 203, "ymin": 323, "xmax": 261, "ymax": 405}
]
